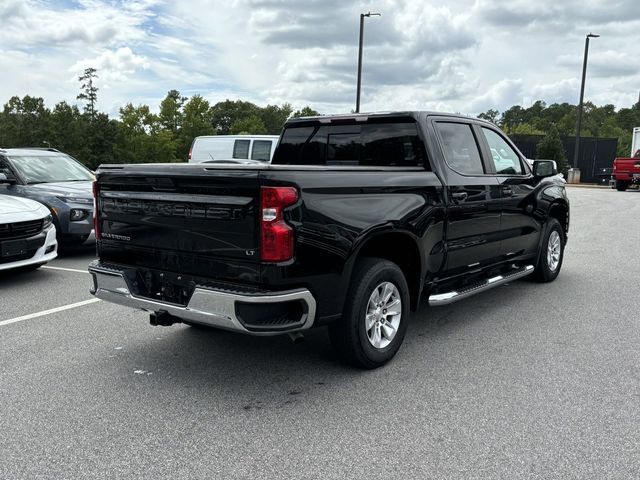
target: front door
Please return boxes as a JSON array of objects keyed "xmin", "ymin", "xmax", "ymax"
[{"xmin": 477, "ymin": 126, "xmax": 540, "ymax": 261}]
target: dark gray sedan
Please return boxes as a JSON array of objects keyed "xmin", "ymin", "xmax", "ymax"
[{"xmin": 0, "ymin": 148, "xmax": 94, "ymax": 247}]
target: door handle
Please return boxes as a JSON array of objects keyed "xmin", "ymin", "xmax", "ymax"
[
  {"xmin": 451, "ymin": 192, "xmax": 468, "ymax": 203},
  {"xmin": 502, "ymin": 186, "xmax": 513, "ymax": 197}
]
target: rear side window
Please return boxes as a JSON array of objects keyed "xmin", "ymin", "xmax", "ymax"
[
  {"xmin": 436, "ymin": 122, "xmax": 484, "ymax": 175},
  {"xmin": 251, "ymin": 140, "xmax": 272, "ymax": 161},
  {"xmin": 233, "ymin": 140, "xmax": 250, "ymax": 159},
  {"xmin": 273, "ymin": 120, "xmax": 428, "ymax": 169}
]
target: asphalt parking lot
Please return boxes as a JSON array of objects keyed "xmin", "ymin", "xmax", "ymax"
[{"xmin": 0, "ymin": 186, "xmax": 638, "ymax": 479}]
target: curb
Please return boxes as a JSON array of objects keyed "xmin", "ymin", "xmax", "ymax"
[{"xmin": 565, "ymin": 184, "xmax": 610, "ymax": 189}]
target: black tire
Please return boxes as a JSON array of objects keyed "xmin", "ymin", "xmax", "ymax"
[
  {"xmin": 63, "ymin": 235, "xmax": 89, "ymax": 246},
  {"xmin": 615, "ymin": 180, "xmax": 628, "ymax": 191},
  {"xmin": 533, "ymin": 218, "xmax": 564, "ymax": 282},
  {"xmin": 328, "ymin": 257, "xmax": 410, "ymax": 369}
]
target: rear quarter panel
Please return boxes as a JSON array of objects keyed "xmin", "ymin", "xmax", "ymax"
[{"xmin": 259, "ymin": 168, "xmax": 445, "ymax": 320}]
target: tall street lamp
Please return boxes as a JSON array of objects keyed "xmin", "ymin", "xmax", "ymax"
[
  {"xmin": 355, "ymin": 11, "xmax": 381, "ymax": 113},
  {"xmin": 571, "ymin": 32, "xmax": 599, "ymax": 181}
]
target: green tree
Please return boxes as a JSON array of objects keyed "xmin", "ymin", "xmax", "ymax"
[
  {"xmin": 292, "ymin": 106, "xmax": 320, "ymax": 118},
  {"xmin": 49, "ymin": 101, "xmax": 86, "ymax": 159},
  {"xmin": 180, "ymin": 95, "xmax": 214, "ymax": 158},
  {"xmin": 477, "ymin": 109, "xmax": 499, "ymax": 124},
  {"xmin": 512, "ymin": 122, "xmax": 545, "ymax": 135},
  {"xmin": 210, "ymin": 99, "xmax": 260, "ymax": 135},
  {"xmin": 158, "ymin": 89, "xmax": 187, "ymax": 133},
  {"xmin": 230, "ymin": 115, "xmax": 267, "ymax": 135},
  {"xmin": 500, "ymin": 105, "xmax": 526, "ymax": 134},
  {"xmin": 259, "ymin": 103, "xmax": 292, "ymax": 134},
  {"xmin": 0, "ymin": 95, "xmax": 51, "ymax": 147},
  {"xmin": 77, "ymin": 67, "xmax": 99, "ymax": 121},
  {"xmin": 536, "ymin": 125, "xmax": 568, "ymax": 176},
  {"xmin": 116, "ymin": 103, "xmax": 173, "ymax": 163}
]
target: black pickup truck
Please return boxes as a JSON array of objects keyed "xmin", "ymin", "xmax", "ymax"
[{"xmin": 89, "ymin": 112, "xmax": 569, "ymax": 368}]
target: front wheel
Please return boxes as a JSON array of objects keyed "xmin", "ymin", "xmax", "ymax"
[
  {"xmin": 533, "ymin": 218, "xmax": 564, "ymax": 282},
  {"xmin": 615, "ymin": 180, "xmax": 628, "ymax": 191},
  {"xmin": 328, "ymin": 258, "xmax": 410, "ymax": 369}
]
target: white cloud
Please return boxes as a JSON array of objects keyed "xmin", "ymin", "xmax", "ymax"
[
  {"xmin": 557, "ymin": 50, "xmax": 640, "ymax": 78},
  {"xmin": 0, "ymin": 0, "xmax": 155, "ymax": 48},
  {"xmin": 0, "ymin": 0, "xmax": 638, "ymax": 118},
  {"xmin": 529, "ymin": 79, "xmax": 580, "ymax": 105},
  {"xmin": 470, "ymin": 79, "xmax": 525, "ymax": 113},
  {"xmin": 70, "ymin": 48, "xmax": 150, "ymax": 84}
]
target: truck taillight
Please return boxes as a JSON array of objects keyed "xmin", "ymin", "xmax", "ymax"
[
  {"xmin": 92, "ymin": 181, "xmax": 101, "ymax": 240},
  {"xmin": 260, "ymin": 186, "xmax": 298, "ymax": 262},
  {"xmin": 188, "ymin": 147, "xmax": 192, "ymax": 160}
]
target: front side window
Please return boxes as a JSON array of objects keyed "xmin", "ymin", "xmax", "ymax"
[
  {"xmin": 482, "ymin": 128, "xmax": 523, "ymax": 175},
  {"xmin": 436, "ymin": 122, "xmax": 484, "ymax": 175},
  {"xmin": 7, "ymin": 155, "xmax": 93, "ymax": 184},
  {"xmin": 232, "ymin": 140, "xmax": 250, "ymax": 159}
]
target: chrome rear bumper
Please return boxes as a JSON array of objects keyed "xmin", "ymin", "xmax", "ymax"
[{"xmin": 88, "ymin": 263, "xmax": 316, "ymax": 335}]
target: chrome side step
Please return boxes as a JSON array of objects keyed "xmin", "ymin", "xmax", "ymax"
[{"xmin": 428, "ymin": 265, "xmax": 535, "ymax": 307}]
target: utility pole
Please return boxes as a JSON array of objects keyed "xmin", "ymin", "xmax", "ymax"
[
  {"xmin": 355, "ymin": 12, "xmax": 380, "ymax": 113},
  {"xmin": 571, "ymin": 33, "xmax": 599, "ymax": 183}
]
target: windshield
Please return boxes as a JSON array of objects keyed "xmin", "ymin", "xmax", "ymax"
[{"xmin": 8, "ymin": 155, "xmax": 93, "ymax": 184}]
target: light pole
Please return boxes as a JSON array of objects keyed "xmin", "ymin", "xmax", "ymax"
[
  {"xmin": 355, "ymin": 11, "xmax": 380, "ymax": 113},
  {"xmin": 42, "ymin": 140, "xmax": 51, "ymax": 149},
  {"xmin": 572, "ymin": 33, "xmax": 599, "ymax": 181}
]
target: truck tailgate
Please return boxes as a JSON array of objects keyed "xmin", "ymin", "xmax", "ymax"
[{"xmin": 96, "ymin": 166, "xmax": 261, "ymax": 275}]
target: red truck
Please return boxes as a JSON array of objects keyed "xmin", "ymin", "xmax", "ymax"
[{"xmin": 612, "ymin": 127, "xmax": 640, "ymax": 191}]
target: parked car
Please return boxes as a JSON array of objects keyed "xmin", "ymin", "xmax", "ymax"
[
  {"xmin": 89, "ymin": 111, "xmax": 569, "ymax": 368},
  {"xmin": 0, "ymin": 148, "xmax": 94, "ymax": 247},
  {"xmin": 189, "ymin": 135, "xmax": 279, "ymax": 163},
  {"xmin": 0, "ymin": 193, "xmax": 57, "ymax": 271}
]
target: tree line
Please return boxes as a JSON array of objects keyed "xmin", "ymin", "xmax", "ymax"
[
  {"xmin": 1, "ymin": 68, "xmax": 638, "ymax": 170},
  {"xmin": 477, "ymin": 100, "xmax": 640, "ymax": 158},
  {"xmin": 0, "ymin": 68, "xmax": 318, "ymax": 169}
]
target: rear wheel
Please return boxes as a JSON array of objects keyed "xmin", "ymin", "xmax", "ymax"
[
  {"xmin": 615, "ymin": 180, "xmax": 628, "ymax": 191},
  {"xmin": 533, "ymin": 218, "xmax": 564, "ymax": 282},
  {"xmin": 328, "ymin": 258, "xmax": 410, "ymax": 369}
]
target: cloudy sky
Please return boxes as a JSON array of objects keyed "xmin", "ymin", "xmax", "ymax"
[{"xmin": 0, "ymin": 0, "xmax": 638, "ymax": 117}]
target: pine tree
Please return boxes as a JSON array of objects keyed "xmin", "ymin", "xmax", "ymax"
[
  {"xmin": 77, "ymin": 67, "xmax": 99, "ymax": 121},
  {"xmin": 536, "ymin": 125, "xmax": 568, "ymax": 176}
]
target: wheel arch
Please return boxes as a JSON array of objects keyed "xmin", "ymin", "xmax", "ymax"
[
  {"xmin": 346, "ymin": 229, "xmax": 424, "ymax": 311},
  {"xmin": 547, "ymin": 199, "xmax": 569, "ymax": 242}
]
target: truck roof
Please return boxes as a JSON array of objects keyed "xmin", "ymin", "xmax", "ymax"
[
  {"xmin": 0, "ymin": 148, "xmax": 62, "ymax": 157},
  {"xmin": 285, "ymin": 111, "xmax": 478, "ymax": 125}
]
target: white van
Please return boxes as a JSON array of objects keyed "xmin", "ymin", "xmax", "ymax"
[{"xmin": 188, "ymin": 135, "xmax": 279, "ymax": 163}]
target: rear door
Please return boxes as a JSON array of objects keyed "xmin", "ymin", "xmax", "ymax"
[
  {"xmin": 430, "ymin": 119, "xmax": 502, "ymax": 276},
  {"xmin": 476, "ymin": 125, "xmax": 540, "ymax": 260}
]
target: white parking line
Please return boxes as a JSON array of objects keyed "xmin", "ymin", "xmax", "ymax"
[
  {"xmin": 42, "ymin": 266, "xmax": 90, "ymax": 274},
  {"xmin": 0, "ymin": 298, "xmax": 101, "ymax": 327}
]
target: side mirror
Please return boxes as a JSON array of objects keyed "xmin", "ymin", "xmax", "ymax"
[
  {"xmin": 0, "ymin": 172, "xmax": 17, "ymax": 184},
  {"xmin": 533, "ymin": 160, "xmax": 557, "ymax": 178}
]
